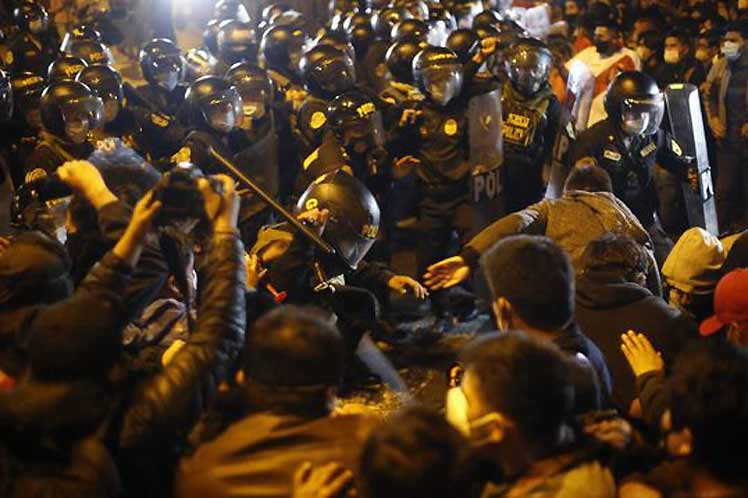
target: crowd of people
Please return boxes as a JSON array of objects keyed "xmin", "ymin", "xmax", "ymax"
[{"xmin": 0, "ymin": 0, "xmax": 747, "ymax": 496}]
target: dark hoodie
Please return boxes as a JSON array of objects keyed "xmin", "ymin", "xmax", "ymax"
[{"xmin": 575, "ymin": 268, "xmax": 695, "ymax": 412}]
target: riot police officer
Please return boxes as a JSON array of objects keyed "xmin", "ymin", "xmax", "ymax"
[
  {"xmin": 6, "ymin": 1, "xmax": 59, "ymax": 74},
  {"xmin": 177, "ymin": 75, "xmax": 275, "ymax": 246},
  {"xmin": 47, "ymin": 55, "xmax": 88, "ymax": 83},
  {"xmin": 501, "ymin": 38, "xmax": 561, "ymax": 213},
  {"xmin": 259, "ymin": 24, "xmax": 308, "ymax": 108},
  {"xmin": 6, "ymin": 72, "xmax": 44, "ymax": 186},
  {"xmin": 226, "ymin": 62, "xmax": 281, "ymax": 242},
  {"xmin": 25, "ymin": 80, "xmax": 104, "ymax": 176},
  {"xmin": 396, "ymin": 44, "xmax": 498, "ymax": 323},
  {"xmin": 60, "ymin": 24, "xmax": 103, "ymax": 53},
  {"xmin": 67, "ymin": 39, "xmax": 113, "ymax": 66},
  {"xmin": 133, "ymin": 38, "xmax": 189, "ymax": 163},
  {"xmin": 569, "ymin": 71, "xmax": 694, "ymax": 262},
  {"xmin": 391, "ymin": 18, "xmax": 429, "ymax": 43},
  {"xmin": 446, "ymin": 28, "xmax": 480, "ymax": 64},
  {"xmin": 76, "ymin": 64, "xmax": 136, "ymax": 142},
  {"xmin": 296, "ymin": 44, "xmax": 357, "ymax": 155}
]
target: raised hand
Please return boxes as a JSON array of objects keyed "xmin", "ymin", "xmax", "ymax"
[
  {"xmin": 620, "ymin": 330, "xmax": 664, "ymax": 378},
  {"xmin": 423, "ymin": 256, "xmax": 471, "ymax": 290}
]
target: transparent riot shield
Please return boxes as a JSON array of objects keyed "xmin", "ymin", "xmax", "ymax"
[
  {"xmin": 468, "ymin": 89, "xmax": 503, "ymax": 234},
  {"xmin": 664, "ymin": 83, "xmax": 719, "ymax": 236},
  {"xmin": 566, "ymin": 59, "xmax": 594, "ymax": 134}
]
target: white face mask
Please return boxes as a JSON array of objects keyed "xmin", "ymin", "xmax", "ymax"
[
  {"xmin": 664, "ymin": 48, "xmax": 681, "ymax": 64},
  {"xmin": 722, "ymin": 41, "xmax": 742, "ymax": 61},
  {"xmin": 622, "ymin": 112, "xmax": 651, "ymax": 136}
]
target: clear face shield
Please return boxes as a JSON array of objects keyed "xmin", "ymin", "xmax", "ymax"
[
  {"xmin": 340, "ymin": 109, "xmax": 385, "ymax": 155},
  {"xmin": 152, "ymin": 55, "xmax": 184, "ymax": 92},
  {"xmin": 422, "ymin": 64, "xmax": 463, "ymax": 106},
  {"xmin": 60, "ymin": 95, "xmax": 104, "ymax": 143},
  {"xmin": 202, "ymin": 88, "xmax": 244, "ymax": 133},
  {"xmin": 312, "ymin": 57, "xmax": 356, "ymax": 95},
  {"xmin": 236, "ymin": 83, "xmax": 271, "ymax": 128},
  {"xmin": 507, "ymin": 51, "xmax": 551, "ymax": 95},
  {"xmin": 427, "ymin": 20, "xmax": 451, "ymax": 47},
  {"xmin": 620, "ymin": 93, "xmax": 665, "ymax": 137}
]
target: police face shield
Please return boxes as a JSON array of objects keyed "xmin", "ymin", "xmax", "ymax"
[
  {"xmin": 340, "ymin": 111, "xmax": 385, "ymax": 155},
  {"xmin": 60, "ymin": 96, "xmax": 104, "ymax": 143},
  {"xmin": 203, "ymin": 88, "xmax": 244, "ymax": 133},
  {"xmin": 507, "ymin": 50, "xmax": 551, "ymax": 95},
  {"xmin": 422, "ymin": 64, "xmax": 463, "ymax": 106},
  {"xmin": 98, "ymin": 89, "xmax": 123, "ymax": 124},
  {"xmin": 312, "ymin": 57, "xmax": 356, "ymax": 96},
  {"xmin": 620, "ymin": 93, "xmax": 665, "ymax": 136},
  {"xmin": 151, "ymin": 55, "xmax": 184, "ymax": 92},
  {"xmin": 235, "ymin": 84, "xmax": 271, "ymax": 126}
]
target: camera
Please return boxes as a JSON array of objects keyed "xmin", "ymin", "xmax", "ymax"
[{"xmin": 151, "ymin": 163, "xmax": 222, "ymax": 226}]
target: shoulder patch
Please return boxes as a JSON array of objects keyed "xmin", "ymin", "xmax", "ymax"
[
  {"xmin": 310, "ymin": 111, "xmax": 327, "ymax": 130},
  {"xmin": 603, "ymin": 149, "xmax": 622, "ymax": 162},
  {"xmin": 172, "ymin": 146, "xmax": 191, "ymax": 164},
  {"xmin": 444, "ymin": 118, "xmax": 458, "ymax": 136}
]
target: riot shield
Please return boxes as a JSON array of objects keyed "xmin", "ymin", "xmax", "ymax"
[
  {"xmin": 565, "ymin": 59, "xmax": 594, "ymax": 134},
  {"xmin": 545, "ymin": 112, "xmax": 575, "ymax": 199},
  {"xmin": 468, "ymin": 88, "xmax": 503, "ymax": 233},
  {"xmin": 664, "ymin": 83, "xmax": 719, "ymax": 236}
]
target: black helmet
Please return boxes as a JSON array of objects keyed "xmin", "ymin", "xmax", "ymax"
[
  {"xmin": 344, "ymin": 12, "xmax": 375, "ymax": 58},
  {"xmin": 385, "ymin": 39, "xmax": 426, "ymax": 83},
  {"xmin": 184, "ymin": 75, "xmax": 244, "ymax": 133},
  {"xmin": 296, "ymin": 169, "xmax": 381, "ymax": 270},
  {"xmin": 68, "ymin": 39, "xmax": 113, "ymax": 66},
  {"xmin": 203, "ymin": 19, "xmax": 222, "ymax": 55},
  {"xmin": 604, "ymin": 71, "xmax": 664, "ymax": 136},
  {"xmin": 472, "ymin": 9, "xmax": 502, "ymax": 30},
  {"xmin": 226, "ymin": 63, "xmax": 273, "ymax": 122},
  {"xmin": 372, "ymin": 7, "xmax": 409, "ymax": 40},
  {"xmin": 326, "ymin": 90, "xmax": 384, "ymax": 154},
  {"xmin": 139, "ymin": 38, "xmax": 184, "ymax": 91},
  {"xmin": 217, "ymin": 20, "xmax": 258, "ymax": 66},
  {"xmin": 47, "ymin": 56, "xmax": 88, "ymax": 83},
  {"xmin": 428, "ymin": 2, "xmax": 457, "ymax": 28},
  {"xmin": 40, "ymin": 81, "xmax": 103, "ymax": 143},
  {"xmin": 261, "ymin": 3, "xmax": 292, "ymax": 24},
  {"xmin": 60, "ymin": 25, "xmax": 103, "ymax": 53},
  {"xmin": 300, "ymin": 45, "xmax": 356, "ymax": 99},
  {"xmin": 313, "ymin": 31, "xmax": 357, "ymax": 63},
  {"xmin": 269, "ymin": 10, "xmax": 314, "ymax": 38},
  {"xmin": 505, "ymin": 38, "xmax": 552, "ymax": 96},
  {"xmin": 391, "ymin": 18, "xmax": 429, "ymax": 43},
  {"xmin": 474, "ymin": 24, "xmax": 499, "ymax": 40},
  {"xmin": 10, "ymin": 72, "xmax": 45, "ymax": 129},
  {"xmin": 76, "ymin": 64, "xmax": 123, "ymax": 124},
  {"xmin": 413, "ymin": 46, "xmax": 463, "ymax": 106},
  {"xmin": 393, "ymin": 0, "xmax": 429, "ymax": 20},
  {"xmin": 214, "ymin": 0, "xmax": 250, "ymax": 23},
  {"xmin": 259, "ymin": 24, "xmax": 308, "ymax": 74},
  {"xmin": 14, "ymin": 1, "xmax": 49, "ymax": 34},
  {"xmin": 0, "ymin": 69, "xmax": 12, "ymax": 122},
  {"xmin": 446, "ymin": 28, "xmax": 479, "ymax": 63}
]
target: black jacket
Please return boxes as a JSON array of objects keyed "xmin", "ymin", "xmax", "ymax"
[{"xmin": 575, "ymin": 269, "xmax": 695, "ymax": 412}]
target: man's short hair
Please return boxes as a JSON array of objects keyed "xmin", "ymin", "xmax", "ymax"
[
  {"xmin": 669, "ymin": 343, "xmax": 748, "ymax": 482},
  {"xmin": 360, "ymin": 405, "xmax": 466, "ymax": 498},
  {"xmin": 581, "ymin": 232, "xmax": 650, "ymax": 282},
  {"xmin": 724, "ymin": 20, "xmax": 748, "ymax": 39},
  {"xmin": 699, "ymin": 28, "xmax": 723, "ymax": 48},
  {"xmin": 564, "ymin": 159, "xmax": 613, "ymax": 193},
  {"xmin": 666, "ymin": 28, "xmax": 691, "ymax": 48},
  {"xmin": 461, "ymin": 332, "xmax": 574, "ymax": 446},
  {"xmin": 242, "ymin": 305, "xmax": 344, "ymax": 388},
  {"xmin": 480, "ymin": 235, "xmax": 574, "ymax": 331}
]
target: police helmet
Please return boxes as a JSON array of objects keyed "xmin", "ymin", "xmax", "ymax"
[
  {"xmin": 259, "ymin": 24, "xmax": 308, "ymax": 73},
  {"xmin": 217, "ymin": 20, "xmax": 258, "ymax": 66},
  {"xmin": 48, "ymin": 56, "xmax": 88, "ymax": 83},
  {"xmin": 300, "ymin": 45, "xmax": 356, "ymax": 99},
  {"xmin": 14, "ymin": 1, "xmax": 49, "ymax": 34},
  {"xmin": 76, "ymin": 64, "xmax": 123, "ymax": 124},
  {"xmin": 446, "ymin": 28, "xmax": 479, "ymax": 63},
  {"xmin": 413, "ymin": 46, "xmax": 463, "ymax": 106},
  {"xmin": 184, "ymin": 75, "xmax": 244, "ymax": 133},
  {"xmin": 226, "ymin": 62, "xmax": 274, "ymax": 121},
  {"xmin": 40, "ymin": 80, "xmax": 103, "ymax": 142},
  {"xmin": 385, "ymin": 39, "xmax": 426, "ymax": 83},
  {"xmin": 139, "ymin": 38, "xmax": 184, "ymax": 91},
  {"xmin": 391, "ymin": 18, "xmax": 429, "ymax": 43},
  {"xmin": 604, "ymin": 71, "xmax": 664, "ymax": 136}
]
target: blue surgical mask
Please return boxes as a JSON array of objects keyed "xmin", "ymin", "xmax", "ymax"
[{"xmin": 722, "ymin": 41, "xmax": 742, "ymax": 61}]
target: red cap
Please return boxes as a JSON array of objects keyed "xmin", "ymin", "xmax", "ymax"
[{"xmin": 699, "ymin": 269, "xmax": 748, "ymax": 336}]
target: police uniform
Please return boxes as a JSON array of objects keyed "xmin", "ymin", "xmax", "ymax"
[
  {"xmin": 569, "ymin": 118, "xmax": 690, "ymax": 261},
  {"xmin": 501, "ymin": 82, "xmax": 561, "ymax": 213},
  {"xmin": 130, "ymin": 83, "xmax": 189, "ymax": 164}
]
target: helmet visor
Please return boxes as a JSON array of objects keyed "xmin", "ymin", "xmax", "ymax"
[
  {"xmin": 236, "ymin": 83, "xmax": 270, "ymax": 122},
  {"xmin": 311, "ymin": 58, "xmax": 356, "ymax": 95},
  {"xmin": 421, "ymin": 65, "xmax": 463, "ymax": 106},
  {"xmin": 60, "ymin": 95, "xmax": 103, "ymax": 142},
  {"xmin": 202, "ymin": 88, "xmax": 244, "ymax": 133},
  {"xmin": 621, "ymin": 94, "xmax": 664, "ymax": 136},
  {"xmin": 151, "ymin": 55, "xmax": 184, "ymax": 91}
]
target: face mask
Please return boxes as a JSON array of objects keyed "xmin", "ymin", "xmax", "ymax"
[
  {"xmin": 155, "ymin": 71, "xmax": 180, "ymax": 92},
  {"xmin": 622, "ymin": 112, "xmax": 650, "ymax": 136},
  {"xmin": 722, "ymin": 41, "xmax": 742, "ymax": 61},
  {"xmin": 65, "ymin": 118, "xmax": 90, "ymax": 143},
  {"xmin": 695, "ymin": 48, "xmax": 710, "ymax": 62},
  {"xmin": 664, "ymin": 48, "xmax": 681, "ymax": 64}
]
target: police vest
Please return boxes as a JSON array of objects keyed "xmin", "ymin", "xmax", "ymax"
[{"xmin": 501, "ymin": 94, "xmax": 549, "ymax": 151}]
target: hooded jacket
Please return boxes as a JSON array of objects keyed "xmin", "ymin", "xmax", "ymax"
[{"xmin": 575, "ymin": 268, "xmax": 695, "ymax": 412}]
